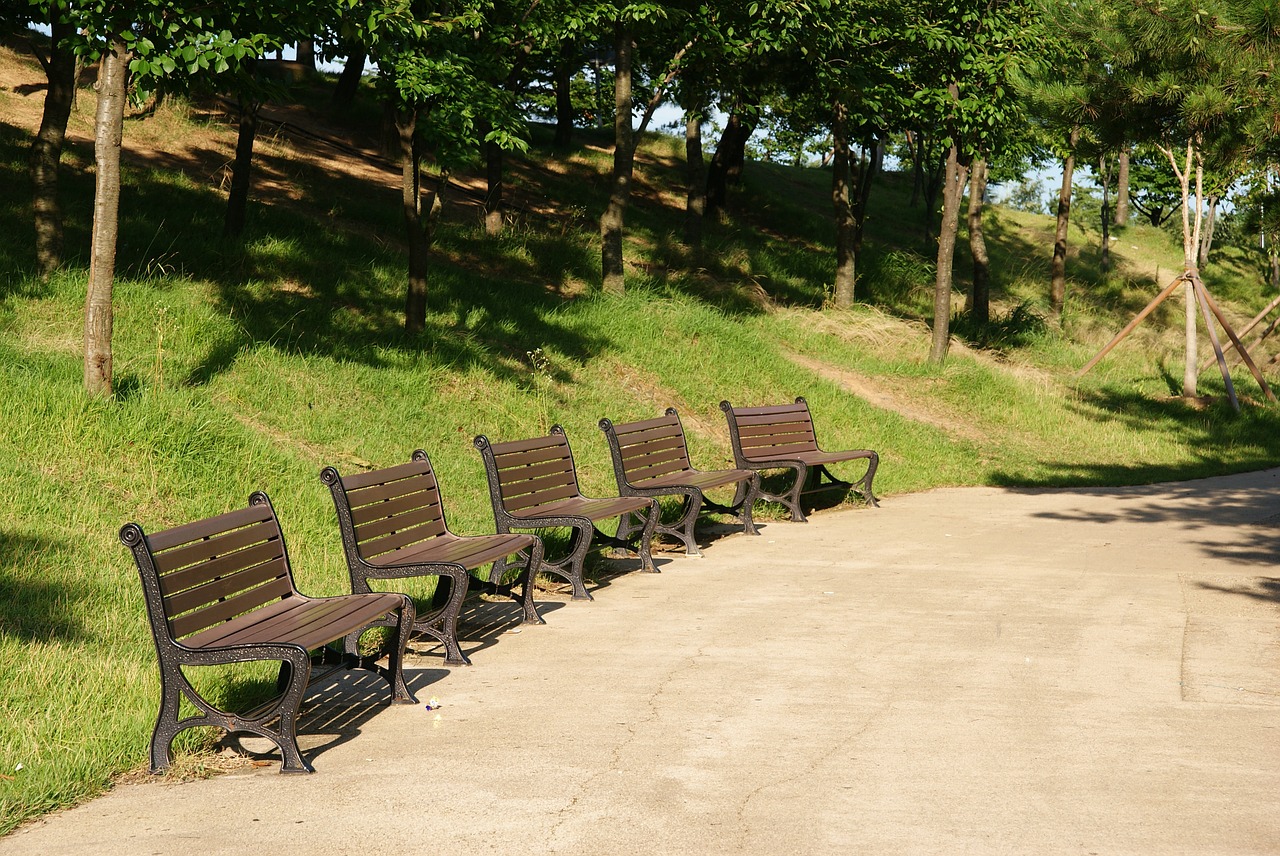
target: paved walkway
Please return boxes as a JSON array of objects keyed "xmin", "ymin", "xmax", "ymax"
[{"xmin": 5, "ymin": 472, "xmax": 1280, "ymax": 854}]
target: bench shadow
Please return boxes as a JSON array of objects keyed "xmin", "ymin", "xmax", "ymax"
[
  {"xmin": 446, "ymin": 597, "xmax": 568, "ymax": 660},
  {"xmin": 220, "ymin": 666, "xmax": 448, "ymax": 768}
]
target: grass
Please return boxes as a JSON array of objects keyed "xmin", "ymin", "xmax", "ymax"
[{"xmin": 3, "ymin": 42, "xmax": 1280, "ymax": 834}]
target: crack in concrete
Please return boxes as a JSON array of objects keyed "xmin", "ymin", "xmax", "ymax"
[{"xmin": 547, "ymin": 648, "xmax": 709, "ymax": 844}]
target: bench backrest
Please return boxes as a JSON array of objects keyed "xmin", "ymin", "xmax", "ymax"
[
  {"xmin": 320, "ymin": 451, "xmax": 449, "ymax": 564},
  {"xmin": 473, "ymin": 426, "xmax": 582, "ymax": 514},
  {"xmin": 599, "ymin": 408, "xmax": 693, "ymax": 486},
  {"xmin": 120, "ymin": 493, "xmax": 297, "ymax": 646},
  {"xmin": 720, "ymin": 397, "xmax": 819, "ymax": 462}
]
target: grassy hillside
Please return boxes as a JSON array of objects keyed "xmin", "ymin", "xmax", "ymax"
[{"xmin": 3, "ymin": 42, "xmax": 1280, "ymax": 833}]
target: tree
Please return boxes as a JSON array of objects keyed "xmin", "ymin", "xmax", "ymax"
[
  {"xmin": 9, "ymin": 10, "xmax": 81, "ymax": 278},
  {"xmin": 1074, "ymin": 0, "xmax": 1280, "ymax": 403},
  {"xmin": 26, "ymin": 0, "xmax": 269, "ymax": 396},
  {"xmin": 360, "ymin": 0, "xmax": 529, "ymax": 331},
  {"xmin": 895, "ymin": 0, "xmax": 1042, "ymax": 363}
]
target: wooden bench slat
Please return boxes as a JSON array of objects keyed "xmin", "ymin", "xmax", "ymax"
[
  {"xmin": 344, "ymin": 471, "xmax": 438, "ymax": 507},
  {"xmin": 743, "ymin": 442, "xmax": 818, "ymax": 460},
  {"xmin": 619, "ymin": 434, "xmax": 685, "ymax": 462},
  {"xmin": 151, "ymin": 517, "xmax": 278, "ymax": 575},
  {"xmin": 348, "ymin": 487, "xmax": 442, "ymax": 528},
  {"xmin": 614, "ymin": 421, "xmax": 682, "ymax": 445},
  {"xmin": 493, "ymin": 456, "xmax": 576, "ymax": 487},
  {"xmin": 728, "ymin": 403, "xmax": 810, "ymax": 418},
  {"xmin": 500, "ymin": 468, "xmax": 578, "ymax": 499},
  {"xmin": 512, "ymin": 494, "xmax": 653, "ymax": 521},
  {"xmin": 353, "ymin": 503, "xmax": 446, "ymax": 547},
  {"xmin": 611, "ymin": 415, "xmax": 678, "ymax": 437},
  {"xmin": 505, "ymin": 482, "xmax": 581, "ymax": 512},
  {"xmin": 357, "ymin": 515, "xmax": 451, "ymax": 558},
  {"xmin": 489, "ymin": 434, "xmax": 570, "ymax": 457},
  {"xmin": 623, "ymin": 453, "xmax": 689, "ymax": 479},
  {"xmin": 626, "ymin": 457, "xmax": 692, "ymax": 482},
  {"xmin": 492, "ymin": 447, "xmax": 575, "ymax": 475},
  {"xmin": 170, "ymin": 575, "xmax": 294, "ymax": 640},
  {"xmin": 740, "ymin": 429, "xmax": 815, "ymax": 447},
  {"xmin": 182, "ymin": 593, "xmax": 399, "ymax": 652},
  {"xmin": 735, "ymin": 419, "xmax": 812, "ymax": 435},
  {"xmin": 157, "ymin": 538, "xmax": 284, "ymax": 598},
  {"xmin": 639, "ymin": 468, "xmax": 753, "ymax": 491},
  {"xmin": 339, "ymin": 460, "xmax": 431, "ymax": 492},
  {"xmin": 143, "ymin": 505, "xmax": 274, "ymax": 553},
  {"xmin": 368, "ymin": 533, "xmax": 532, "ymax": 571},
  {"xmin": 163, "ymin": 561, "xmax": 289, "ymax": 626}
]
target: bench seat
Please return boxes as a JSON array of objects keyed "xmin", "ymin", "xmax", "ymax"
[
  {"xmin": 121, "ymin": 492, "xmax": 417, "ymax": 774},
  {"xmin": 600, "ymin": 409, "xmax": 760, "ymax": 555},
  {"xmin": 322, "ymin": 450, "xmax": 545, "ymax": 667},
  {"xmin": 475, "ymin": 426, "xmax": 658, "ymax": 601},
  {"xmin": 720, "ymin": 397, "xmax": 879, "ymax": 522}
]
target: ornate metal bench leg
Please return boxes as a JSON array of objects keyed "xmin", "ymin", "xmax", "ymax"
[
  {"xmin": 386, "ymin": 595, "xmax": 417, "ymax": 703},
  {"xmin": 658, "ymin": 490, "xmax": 702, "ymax": 556},
  {"xmin": 150, "ymin": 667, "xmax": 190, "ymax": 773},
  {"xmin": 519, "ymin": 539, "xmax": 546, "ymax": 624},
  {"xmin": 273, "ymin": 648, "xmax": 315, "ymax": 774},
  {"xmin": 740, "ymin": 475, "xmax": 761, "ymax": 535},
  {"xmin": 636, "ymin": 499, "xmax": 659, "ymax": 572},
  {"xmin": 562, "ymin": 521, "xmax": 595, "ymax": 600},
  {"xmin": 757, "ymin": 464, "xmax": 807, "ymax": 522},
  {"xmin": 857, "ymin": 452, "xmax": 880, "ymax": 506},
  {"xmin": 435, "ymin": 569, "xmax": 471, "ymax": 667}
]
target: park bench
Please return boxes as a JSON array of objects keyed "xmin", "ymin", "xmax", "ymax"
[
  {"xmin": 120, "ymin": 492, "xmax": 417, "ymax": 774},
  {"xmin": 598, "ymin": 408, "xmax": 761, "ymax": 556},
  {"xmin": 720, "ymin": 396, "xmax": 879, "ymax": 522},
  {"xmin": 320, "ymin": 450, "xmax": 545, "ymax": 667},
  {"xmin": 474, "ymin": 426, "xmax": 659, "ymax": 601}
]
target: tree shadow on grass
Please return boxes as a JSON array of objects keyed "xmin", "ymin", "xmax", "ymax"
[
  {"xmin": 988, "ymin": 386, "xmax": 1280, "ymax": 491},
  {"xmin": 0, "ymin": 530, "xmax": 87, "ymax": 643}
]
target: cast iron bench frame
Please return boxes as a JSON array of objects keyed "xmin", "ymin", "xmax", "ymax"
[
  {"xmin": 720, "ymin": 396, "xmax": 879, "ymax": 522},
  {"xmin": 598, "ymin": 408, "xmax": 761, "ymax": 556},
  {"xmin": 474, "ymin": 426, "xmax": 659, "ymax": 601},
  {"xmin": 321, "ymin": 449, "xmax": 545, "ymax": 667},
  {"xmin": 120, "ymin": 492, "xmax": 417, "ymax": 774}
]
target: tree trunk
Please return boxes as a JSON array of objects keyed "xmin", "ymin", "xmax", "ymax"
[
  {"xmin": 1099, "ymin": 155, "xmax": 1111, "ymax": 274},
  {"xmin": 85, "ymin": 36, "xmax": 131, "ymax": 397},
  {"xmin": 332, "ymin": 45, "xmax": 366, "ymax": 109},
  {"xmin": 485, "ymin": 139, "xmax": 504, "ymax": 235},
  {"xmin": 30, "ymin": 16, "xmax": 77, "ymax": 278},
  {"xmin": 907, "ymin": 130, "xmax": 923, "ymax": 207},
  {"xmin": 223, "ymin": 94, "xmax": 260, "ymax": 238},
  {"xmin": 830, "ymin": 101, "xmax": 856, "ymax": 309},
  {"xmin": 921, "ymin": 144, "xmax": 944, "ymax": 248},
  {"xmin": 396, "ymin": 108, "xmax": 429, "ymax": 332},
  {"xmin": 296, "ymin": 39, "xmax": 316, "ymax": 70},
  {"xmin": 600, "ymin": 24, "xmax": 634, "ymax": 295},
  {"xmin": 967, "ymin": 158, "xmax": 990, "ymax": 325},
  {"xmin": 683, "ymin": 110, "xmax": 705, "ymax": 248},
  {"xmin": 1114, "ymin": 147, "xmax": 1130, "ymax": 226},
  {"xmin": 1198, "ymin": 196, "xmax": 1218, "ymax": 268},
  {"xmin": 1050, "ymin": 127, "xmax": 1080, "ymax": 318},
  {"xmin": 930, "ymin": 143, "xmax": 970, "ymax": 364},
  {"xmin": 553, "ymin": 40, "xmax": 576, "ymax": 148},
  {"xmin": 705, "ymin": 108, "xmax": 755, "ymax": 221},
  {"xmin": 852, "ymin": 139, "xmax": 880, "ymax": 256}
]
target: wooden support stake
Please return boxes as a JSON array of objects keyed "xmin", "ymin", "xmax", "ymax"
[
  {"xmin": 1195, "ymin": 275, "xmax": 1278, "ymax": 403},
  {"xmin": 1191, "ymin": 276, "xmax": 1239, "ymax": 412},
  {"xmin": 1197, "ymin": 291, "xmax": 1280, "ymax": 373},
  {"xmin": 1077, "ymin": 274, "xmax": 1188, "ymax": 377}
]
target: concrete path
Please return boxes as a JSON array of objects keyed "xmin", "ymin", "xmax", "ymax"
[{"xmin": 5, "ymin": 472, "xmax": 1280, "ymax": 854}]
